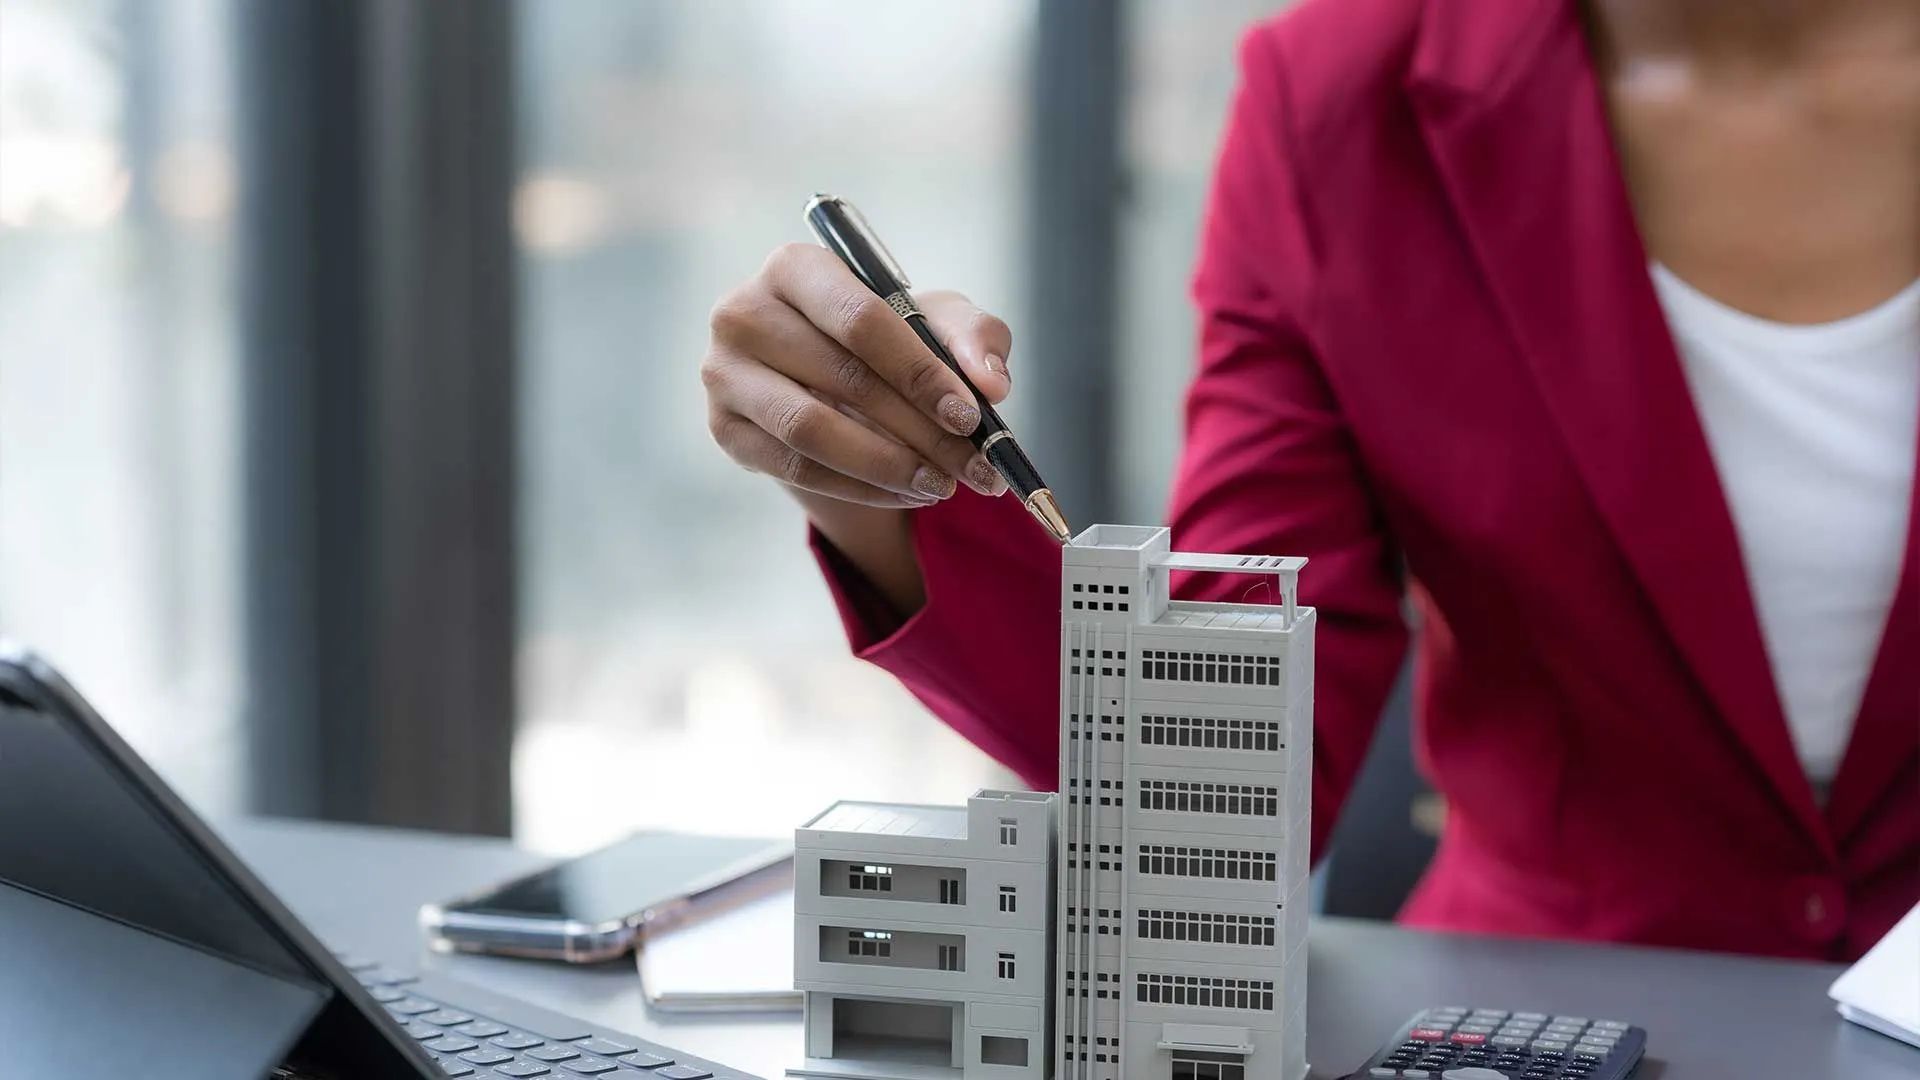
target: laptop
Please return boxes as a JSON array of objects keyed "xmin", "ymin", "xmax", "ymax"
[{"xmin": 0, "ymin": 644, "xmax": 761, "ymax": 1080}]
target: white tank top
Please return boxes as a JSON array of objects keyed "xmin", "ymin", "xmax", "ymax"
[{"xmin": 1651, "ymin": 263, "xmax": 1920, "ymax": 789}]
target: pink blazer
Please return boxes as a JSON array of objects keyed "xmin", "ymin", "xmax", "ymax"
[{"xmin": 810, "ymin": 0, "xmax": 1917, "ymax": 961}]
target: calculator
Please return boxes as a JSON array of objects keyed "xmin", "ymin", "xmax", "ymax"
[{"xmin": 1341, "ymin": 1005, "xmax": 1647, "ymax": 1079}]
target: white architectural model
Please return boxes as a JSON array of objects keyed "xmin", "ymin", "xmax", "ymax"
[
  {"xmin": 1056, "ymin": 525, "xmax": 1313, "ymax": 1080},
  {"xmin": 789, "ymin": 790, "xmax": 1059, "ymax": 1080}
]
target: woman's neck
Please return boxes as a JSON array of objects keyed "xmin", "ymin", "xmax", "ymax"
[{"xmin": 1588, "ymin": 0, "xmax": 1920, "ymax": 66}]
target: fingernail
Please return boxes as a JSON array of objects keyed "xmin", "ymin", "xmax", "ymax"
[
  {"xmin": 938, "ymin": 393, "xmax": 980, "ymax": 435},
  {"xmin": 984, "ymin": 353, "xmax": 1009, "ymax": 379},
  {"xmin": 911, "ymin": 466, "xmax": 956, "ymax": 500},
  {"xmin": 901, "ymin": 494, "xmax": 937, "ymax": 508},
  {"xmin": 965, "ymin": 455, "xmax": 1006, "ymax": 496}
]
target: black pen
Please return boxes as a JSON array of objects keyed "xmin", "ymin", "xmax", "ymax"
[{"xmin": 804, "ymin": 193, "xmax": 1072, "ymax": 543}]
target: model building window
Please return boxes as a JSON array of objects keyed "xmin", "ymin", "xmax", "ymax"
[
  {"xmin": 998, "ymin": 818, "xmax": 1017, "ymax": 846},
  {"xmin": 980, "ymin": 1036, "xmax": 1028, "ymax": 1068},
  {"xmin": 996, "ymin": 952, "xmax": 1016, "ymax": 979},
  {"xmin": 1140, "ymin": 714, "xmax": 1282, "ymax": 751},
  {"xmin": 937, "ymin": 943, "xmax": 962, "ymax": 971},
  {"xmin": 848, "ymin": 930, "xmax": 892, "ymax": 958},
  {"xmin": 1172, "ymin": 1051, "xmax": 1246, "ymax": 1080},
  {"xmin": 848, "ymin": 864, "xmax": 893, "ymax": 892},
  {"xmin": 1139, "ymin": 649, "xmax": 1282, "ymax": 686},
  {"xmin": 1138, "ymin": 779, "xmax": 1279, "ymax": 817},
  {"xmin": 1136, "ymin": 844, "xmax": 1277, "ymax": 882},
  {"xmin": 998, "ymin": 885, "xmax": 1017, "ymax": 913},
  {"xmin": 939, "ymin": 878, "xmax": 963, "ymax": 904},
  {"xmin": 1137, "ymin": 909, "xmax": 1275, "ymax": 947},
  {"xmin": 1136, "ymin": 972, "xmax": 1272, "ymax": 1011}
]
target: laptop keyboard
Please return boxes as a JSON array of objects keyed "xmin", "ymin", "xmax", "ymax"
[{"xmin": 343, "ymin": 956, "xmax": 748, "ymax": 1079}]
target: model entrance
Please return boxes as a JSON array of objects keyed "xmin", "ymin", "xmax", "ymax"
[
  {"xmin": 831, "ymin": 997, "xmax": 961, "ymax": 1069},
  {"xmin": 1170, "ymin": 1050, "xmax": 1247, "ymax": 1080}
]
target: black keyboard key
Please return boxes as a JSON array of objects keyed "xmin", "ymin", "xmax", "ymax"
[
  {"xmin": 434, "ymin": 1059, "xmax": 474, "ymax": 1077},
  {"xmin": 528, "ymin": 1046, "xmax": 580, "ymax": 1063},
  {"xmin": 574, "ymin": 1038, "xmax": 634, "ymax": 1058},
  {"xmin": 407, "ymin": 1021, "xmax": 444, "ymax": 1040},
  {"xmin": 457, "ymin": 1048, "xmax": 515, "ymax": 1067},
  {"xmin": 456, "ymin": 1020, "xmax": 510, "ymax": 1039},
  {"xmin": 620, "ymin": 1052, "xmax": 674, "ymax": 1069},
  {"xmin": 423, "ymin": 1036, "xmax": 479, "ymax": 1054},
  {"xmin": 560, "ymin": 1057, "xmax": 619, "ymax": 1075},
  {"xmin": 496, "ymin": 1064, "xmax": 551, "ymax": 1078},
  {"xmin": 492, "ymin": 1033, "xmax": 545, "ymax": 1051},
  {"xmin": 652, "ymin": 1067, "xmax": 712, "ymax": 1080},
  {"xmin": 424, "ymin": 1010, "xmax": 475, "ymax": 1026},
  {"xmin": 390, "ymin": 998, "xmax": 440, "ymax": 1015},
  {"xmin": 369, "ymin": 985, "xmax": 407, "ymax": 1003}
]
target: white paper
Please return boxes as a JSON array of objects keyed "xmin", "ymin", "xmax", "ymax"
[
  {"xmin": 637, "ymin": 888, "xmax": 798, "ymax": 1010},
  {"xmin": 1830, "ymin": 901, "xmax": 1920, "ymax": 1049}
]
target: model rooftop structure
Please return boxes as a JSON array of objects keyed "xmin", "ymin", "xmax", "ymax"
[
  {"xmin": 1056, "ymin": 524, "xmax": 1314, "ymax": 1080},
  {"xmin": 804, "ymin": 802, "xmax": 975, "ymax": 842}
]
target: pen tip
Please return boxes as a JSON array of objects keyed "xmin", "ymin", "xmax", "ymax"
[{"xmin": 1025, "ymin": 489, "xmax": 1072, "ymax": 544}]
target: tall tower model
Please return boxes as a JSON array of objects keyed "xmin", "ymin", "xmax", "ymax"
[{"xmin": 1055, "ymin": 525, "xmax": 1313, "ymax": 1080}]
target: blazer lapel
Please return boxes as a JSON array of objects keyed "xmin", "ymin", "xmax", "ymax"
[
  {"xmin": 1825, "ymin": 434, "xmax": 1920, "ymax": 845},
  {"xmin": 1404, "ymin": 0, "xmax": 1831, "ymax": 852}
]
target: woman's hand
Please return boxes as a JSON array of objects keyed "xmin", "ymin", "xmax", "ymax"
[{"xmin": 703, "ymin": 243, "xmax": 1013, "ymax": 508}]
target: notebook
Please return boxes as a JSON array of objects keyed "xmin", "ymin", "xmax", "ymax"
[
  {"xmin": 636, "ymin": 888, "xmax": 800, "ymax": 1013},
  {"xmin": 1830, "ymin": 901, "xmax": 1920, "ymax": 1050}
]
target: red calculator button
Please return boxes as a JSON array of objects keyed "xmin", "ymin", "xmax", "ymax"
[
  {"xmin": 1409, "ymin": 1028, "xmax": 1448, "ymax": 1041},
  {"xmin": 1450, "ymin": 1032, "xmax": 1488, "ymax": 1044}
]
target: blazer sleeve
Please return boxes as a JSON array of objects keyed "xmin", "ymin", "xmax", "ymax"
[
  {"xmin": 809, "ymin": 490, "xmax": 1063, "ymax": 792},
  {"xmin": 1169, "ymin": 26, "xmax": 1410, "ymax": 857},
  {"xmin": 809, "ymin": 26, "xmax": 1409, "ymax": 857}
]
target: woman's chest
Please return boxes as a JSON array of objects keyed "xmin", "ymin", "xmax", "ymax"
[{"xmin": 1605, "ymin": 58, "xmax": 1920, "ymax": 324}]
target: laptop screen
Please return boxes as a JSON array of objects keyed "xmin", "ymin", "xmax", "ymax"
[{"xmin": 0, "ymin": 681, "xmax": 319, "ymax": 986}]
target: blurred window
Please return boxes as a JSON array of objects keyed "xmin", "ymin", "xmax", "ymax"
[
  {"xmin": 1115, "ymin": 0, "xmax": 1277, "ymax": 522},
  {"xmin": 0, "ymin": 0, "xmax": 1275, "ymax": 844},
  {"xmin": 511, "ymin": 1, "xmax": 1031, "ymax": 850},
  {"xmin": 0, "ymin": 0, "xmax": 244, "ymax": 813}
]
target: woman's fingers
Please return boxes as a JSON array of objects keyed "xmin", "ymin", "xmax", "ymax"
[
  {"xmin": 739, "ymin": 300, "xmax": 1005, "ymax": 496},
  {"xmin": 761, "ymin": 243, "xmax": 984, "ymax": 436},
  {"xmin": 703, "ymin": 354, "xmax": 957, "ymax": 504},
  {"xmin": 703, "ymin": 245, "xmax": 1018, "ymax": 510},
  {"xmin": 918, "ymin": 289, "xmax": 1013, "ymax": 404},
  {"xmin": 710, "ymin": 410, "xmax": 932, "ymax": 508}
]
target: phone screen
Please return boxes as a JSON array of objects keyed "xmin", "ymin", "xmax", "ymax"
[{"xmin": 447, "ymin": 832, "xmax": 788, "ymax": 926}]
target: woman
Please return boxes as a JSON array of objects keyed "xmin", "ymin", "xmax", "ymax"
[{"xmin": 700, "ymin": 0, "xmax": 1917, "ymax": 960}]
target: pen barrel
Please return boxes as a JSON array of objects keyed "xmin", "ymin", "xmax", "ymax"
[
  {"xmin": 902, "ymin": 314, "xmax": 1040, "ymax": 497},
  {"xmin": 983, "ymin": 432, "xmax": 1046, "ymax": 501},
  {"xmin": 903, "ymin": 313, "xmax": 971, "ymax": 389}
]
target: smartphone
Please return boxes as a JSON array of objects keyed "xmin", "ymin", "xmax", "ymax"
[{"xmin": 420, "ymin": 832, "xmax": 792, "ymax": 963}]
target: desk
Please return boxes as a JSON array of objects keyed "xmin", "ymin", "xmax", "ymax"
[{"xmin": 221, "ymin": 817, "xmax": 1911, "ymax": 1080}]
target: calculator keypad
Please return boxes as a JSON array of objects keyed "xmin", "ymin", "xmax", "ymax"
[{"xmin": 1362, "ymin": 1007, "xmax": 1641, "ymax": 1079}]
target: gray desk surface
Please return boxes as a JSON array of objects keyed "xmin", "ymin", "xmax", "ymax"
[{"xmin": 220, "ymin": 817, "xmax": 1912, "ymax": 1080}]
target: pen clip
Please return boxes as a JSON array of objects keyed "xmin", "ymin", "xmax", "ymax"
[{"xmin": 813, "ymin": 195, "xmax": 912, "ymax": 291}]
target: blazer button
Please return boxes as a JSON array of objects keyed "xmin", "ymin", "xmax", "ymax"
[{"xmin": 1788, "ymin": 876, "xmax": 1845, "ymax": 944}]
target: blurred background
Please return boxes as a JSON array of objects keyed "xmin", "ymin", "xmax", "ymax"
[{"xmin": 0, "ymin": 0, "xmax": 1428, "ymax": 915}]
